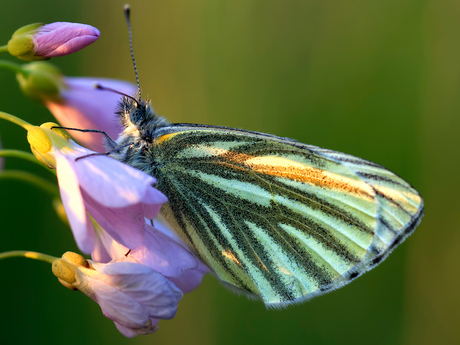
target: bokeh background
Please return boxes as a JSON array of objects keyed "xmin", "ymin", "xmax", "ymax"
[{"xmin": 0, "ymin": 0, "xmax": 459, "ymax": 344}]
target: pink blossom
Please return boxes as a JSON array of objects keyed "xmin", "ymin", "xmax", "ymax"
[
  {"xmin": 26, "ymin": 123, "xmax": 166, "ymax": 254},
  {"xmin": 8, "ymin": 22, "xmax": 99, "ymax": 61},
  {"xmin": 52, "ymin": 252, "xmax": 182, "ymax": 337},
  {"xmin": 46, "ymin": 77, "xmax": 136, "ymax": 152},
  {"xmin": 93, "ymin": 222, "xmax": 200, "ymax": 277},
  {"xmin": 34, "ymin": 22, "xmax": 100, "ymax": 57},
  {"xmin": 54, "ymin": 142, "xmax": 166, "ymax": 254}
]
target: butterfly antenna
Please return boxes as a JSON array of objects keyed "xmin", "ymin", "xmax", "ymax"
[
  {"xmin": 124, "ymin": 4, "xmax": 141, "ymax": 100},
  {"xmin": 94, "ymin": 84, "xmax": 139, "ymax": 106}
]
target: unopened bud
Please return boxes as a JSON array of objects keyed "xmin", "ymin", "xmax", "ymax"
[
  {"xmin": 52, "ymin": 258, "xmax": 77, "ymax": 290},
  {"xmin": 8, "ymin": 22, "xmax": 100, "ymax": 61},
  {"xmin": 17, "ymin": 62, "xmax": 65, "ymax": 102},
  {"xmin": 62, "ymin": 251, "xmax": 90, "ymax": 268},
  {"xmin": 41, "ymin": 122, "xmax": 70, "ymax": 140},
  {"xmin": 7, "ymin": 23, "xmax": 46, "ymax": 61}
]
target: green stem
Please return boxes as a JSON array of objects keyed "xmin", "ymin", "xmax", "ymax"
[
  {"xmin": 0, "ymin": 60, "xmax": 29, "ymax": 77},
  {"xmin": 0, "ymin": 111, "xmax": 33, "ymax": 130},
  {"xmin": 0, "ymin": 251, "xmax": 57, "ymax": 264},
  {"xmin": 0, "ymin": 170, "xmax": 59, "ymax": 197},
  {"xmin": 0, "ymin": 45, "xmax": 9, "ymax": 53},
  {"xmin": 0, "ymin": 149, "xmax": 55, "ymax": 174}
]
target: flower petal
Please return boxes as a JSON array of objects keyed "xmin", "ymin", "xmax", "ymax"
[
  {"xmin": 67, "ymin": 146, "xmax": 158, "ymax": 208},
  {"xmin": 83, "ymin": 189, "xmax": 145, "ymax": 249},
  {"xmin": 130, "ymin": 224, "xmax": 199, "ymax": 277},
  {"xmin": 114, "ymin": 318, "xmax": 159, "ymax": 337},
  {"xmin": 92, "ymin": 259, "xmax": 183, "ymax": 319},
  {"xmin": 46, "ymin": 77, "xmax": 136, "ymax": 152},
  {"xmin": 92, "ymin": 227, "xmax": 129, "ymax": 260},
  {"xmin": 142, "ymin": 188, "xmax": 168, "ymax": 219},
  {"xmin": 167, "ymin": 260, "xmax": 209, "ymax": 293},
  {"xmin": 34, "ymin": 22, "xmax": 100, "ymax": 57},
  {"xmin": 89, "ymin": 277, "xmax": 150, "ymax": 329},
  {"xmin": 91, "ymin": 229, "xmax": 113, "ymax": 263},
  {"xmin": 55, "ymin": 150, "xmax": 94, "ymax": 253}
]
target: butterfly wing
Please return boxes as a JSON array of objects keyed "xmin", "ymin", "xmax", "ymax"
[{"xmin": 145, "ymin": 124, "xmax": 423, "ymax": 307}]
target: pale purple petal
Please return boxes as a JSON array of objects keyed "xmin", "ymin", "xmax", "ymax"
[
  {"xmin": 83, "ymin": 189, "xmax": 145, "ymax": 249},
  {"xmin": 92, "ymin": 260, "xmax": 182, "ymax": 319},
  {"xmin": 167, "ymin": 261, "xmax": 209, "ymax": 293},
  {"xmin": 46, "ymin": 77, "xmax": 136, "ymax": 152},
  {"xmin": 152, "ymin": 217, "xmax": 185, "ymax": 243},
  {"xmin": 91, "ymin": 231, "xmax": 113, "ymax": 263},
  {"xmin": 34, "ymin": 22, "xmax": 100, "ymax": 57},
  {"xmin": 142, "ymin": 188, "xmax": 168, "ymax": 219},
  {"xmin": 92, "ymin": 229, "xmax": 129, "ymax": 260},
  {"xmin": 89, "ymin": 277, "xmax": 150, "ymax": 328},
  {"xmin": 54, "ymin": 150, "xmax": 95, "ymax": 253},
  {"xmin": 130, "ymin": 224, "xmax": 198, "ymax": 277},
  {"xmin": 142, "ymin": 203, "xmax": 163, "ymax": 220},
  {"xmin": 114, "ymin": 319, "xmax": 159, "ymax": 337},
  {"xmin": 66, "ymin": 146, "xmax": 158, "ymax": 208},
  {"xmin": 114, "ymin": 322, "xmax": 137, "ymax": 338}
]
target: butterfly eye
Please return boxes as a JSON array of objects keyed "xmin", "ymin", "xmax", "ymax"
[{"xmin": 129, "ymin": 108, "xmax": 144, "ymax": 124}]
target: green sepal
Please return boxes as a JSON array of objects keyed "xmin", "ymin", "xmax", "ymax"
[
  {"xmin": 11, "ymin": 23, "xmax": 44, "ymax": 38},
  {"xmin": 8, "ymin": 23, "xmax": 46, "ymax": 61}
]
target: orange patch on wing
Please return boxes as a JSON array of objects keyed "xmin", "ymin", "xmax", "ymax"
[
  {"xmin": 155, "ymin": 133, "xmax": 179, "ymax": 145},
  {"xmin": 224, "ymin": 152, "xmax": 373, "ymax": 199}
]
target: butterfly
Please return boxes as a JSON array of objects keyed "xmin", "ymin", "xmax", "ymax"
[
  {"xmin": 91, "ymin": 5, "xmax": 424, "ymax": 307},
  {"xmin": 103, "ymin": 94, "xmax": 424, "ymax": 307}
]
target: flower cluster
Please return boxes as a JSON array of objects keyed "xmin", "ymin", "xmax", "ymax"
[{"xmin": 0, "ymin": 19, "xmax": 207, "ymax": 337}]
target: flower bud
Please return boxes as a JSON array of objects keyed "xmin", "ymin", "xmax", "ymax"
[
  {"xmin": 26, "ymin": 122, "xmax": 70, "ymax": 168},
  {"xmin": 52, "ymin": 258, "xmax": 78, "ymax": 290},
  {"xmin": 8, "ymin": 22, "xmax": 100, "ymax": 61},
  {"xmin": 16, "ymin": 62, "xmax": 65, "ymax": 102},
  {"xmin": 62, "ymin": 251, "xmax": 90, "ymax": 268}
]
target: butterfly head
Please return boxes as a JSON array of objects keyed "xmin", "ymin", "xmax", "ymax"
[{"xmin": 116, "ymin": 95, "xmax": 169, "ymax": 142}]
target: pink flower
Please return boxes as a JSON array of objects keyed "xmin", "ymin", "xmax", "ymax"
[
  {"xmin": 45, "ymin": 77, "xmax": 136, "ymax": 152},
  {"xmin": 8, "ymin": 22, "xmax": 100, "ymax": 61},
  {"xmin": 55, "ymin": 143, "xmax": 166, "ymax": 253},
  {"xmin": 92, "ymin": 220, "xmax": 208, "ymax": 294},
  {"xmin": 52, "ymin": 252, "xmax": 182, "ymax": 337},
  {"xmin": 27, "ymin": 123, "xmax": 166, "ymax": 254},
  {"xmin": 33, "ymin": 22, "xmax": 100, "ymax": 58},
  {"xmin": 28, "ymin": 124, "xmax": 207, "ymax": 336}
]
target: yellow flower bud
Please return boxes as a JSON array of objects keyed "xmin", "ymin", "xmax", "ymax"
[
  {"xmin": 52, "ymin": 258, "xmax": 77, "ymax": 290},
  {"xmin": 41, "ymin": 122, "xmax": 70, "ymax": 140},
  {"xmin": 26, "ymin": 122, "xmax": 71, "ymax": 168},
  {"xmin": 27, "ymin": 126, "xmax": 52, "ymax": 153},
  {"xmin": 62, "ymin": 251, "xmax": 90, "ymax": 268}
]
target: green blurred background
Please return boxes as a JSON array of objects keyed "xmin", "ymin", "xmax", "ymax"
[{"xmin": 0, "ymin": 0, "xmax": 458, "ymax": 344}]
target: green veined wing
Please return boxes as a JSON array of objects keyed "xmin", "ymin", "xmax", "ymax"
[{"xmin": 142, "ymin": 124, "xmax": 423, "ymax": 307}]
